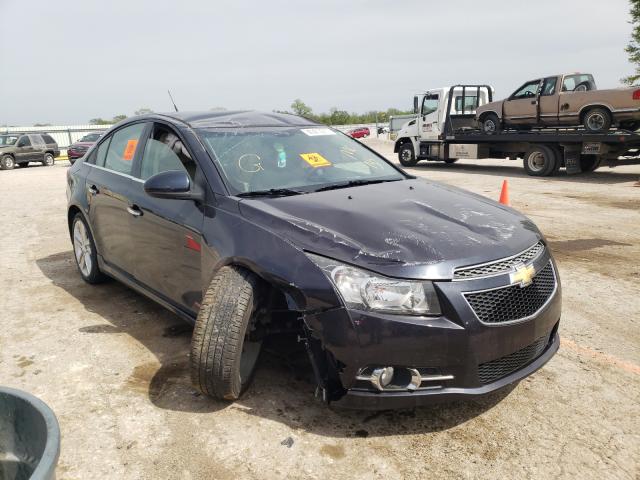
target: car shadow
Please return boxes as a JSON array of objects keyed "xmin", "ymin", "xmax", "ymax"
[
  {"xmin": 37, "ymin": 250, "xmax": 516, "ymax": 437},
  {"xmin": 406, "ymin": 161, "xmax": 640, "ymax": 185}
]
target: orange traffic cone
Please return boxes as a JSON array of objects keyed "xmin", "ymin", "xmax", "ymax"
[{"xmin": 499, "ymin": 180, "xmax": 510, "ymax": 206}]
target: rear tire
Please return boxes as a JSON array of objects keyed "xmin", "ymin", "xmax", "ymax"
[
  {"xmin": 523, "ymin": 145, "xmax": 558, "ymax": 176},
  {"xmin": 71, "ymin": 213, "xmax": 108, "ymax": 284},
  {"xmin": 1, "ymin": 154, "xmax": 15, "ymax": 170},
  {"xmin": 481, "ymin": 113, "xmax": 501, "ymax": 134},
  {"xmin": 42, "ymin": 153, "xmax": 55, "ymax": 166},
  {"xmin": 398, "ymin": 143, "xmax": 418, "ymax": 167},
  {"xmin": 583, "ymin": 108, "xmax": 611, "ymax": 133},
  {"xmin": 190, "ymin": 266, "xmax": 263, "ymax": 401}
]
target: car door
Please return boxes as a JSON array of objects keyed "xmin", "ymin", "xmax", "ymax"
[
  {"xmin": 420, "ymin": 93, "xmax": 440, "ymax": 141},
  {"xmin": 127, "ymin": 122, "xmax": 205, "ymax": 314},
  {"xmin": 538, "ymin": 77, "xmax": 560, "ymax": 125},
  {"xmin": 86, "ymin": 122, "xmax": 149, "ymax": 275},
  {"xmin": 14, "ymin": 135, "xmax": 35, "ymax": 163},
  {"xmin": 502, "ymin": 79, "xmax": 541, "ymax": 125},
  {"xmin": 29, "ymin": 135, "xmax": 46, "ymax": 160}
]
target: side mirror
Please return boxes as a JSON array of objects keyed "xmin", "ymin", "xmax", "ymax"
[{"xmin": 143, "ymin": 170, "xmax": 203, "ymax": 202}]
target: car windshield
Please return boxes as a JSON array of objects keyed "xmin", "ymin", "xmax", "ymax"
[
  {"xmin": 0, "ymin": 135, "xmax": 19, "ymax": 146},
  {"xmin": 198, "ymin": 127, "xmax": 405, "ymax": 195},
  {"xmin": 80, "ymin": 133, "xmax": 100, "ymax": 142}
]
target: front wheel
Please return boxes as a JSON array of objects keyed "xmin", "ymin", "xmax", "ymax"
[
  {"xmin": 583, "ymin": 108, "xmax": 611, "ymax": 133},
  {"xmin": 398, "ymin": 143, "xmax": 417, "ymax": 166},
  {"xmin": 191, "ymin": 266, "xmax": 263, "ymax": 401},
  {"xmin": 42, "ymin": 153, "xmax": 55, "ymax": 166},
  {"xmin": 1, "ymin": 155, "xmax": 15, "ymax": 170}
]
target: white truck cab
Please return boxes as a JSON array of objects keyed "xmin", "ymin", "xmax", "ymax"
[{"xmin": 394, "ymin": 85, "xmax": 494, "ymax": 166}]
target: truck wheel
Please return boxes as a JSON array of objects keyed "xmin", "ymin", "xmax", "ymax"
[
  {"xmin": 191, "ymin": 266, "xmax": 263, "ymax": 401},
  {"xmin": 583, "ymin": 108, "xmax": 611, "ymax": 133},
  {"xmin": 1, "ymin": 154, "xmax": 15, "ymax": 170},
  {"xmin": 398, "ymin": 143, "xmax": 418, "ymax": 166},
  {"xmin": 72, "ymin": 213, "xmax": 108, "ymax": 284},
  {"xmin": 523, "ymin": 145, "xmax": 557, "ymax": 176},
  {"xmin": 481, "ymin": 113, "xmax": 501, "ymax": 134},
  {"xmin": 42, "ymin": 153, "xmax": 55, "ymax": 167},
  {"xmin": 579, "ymin": 155, "xmax": 600, "ymax": 172}
]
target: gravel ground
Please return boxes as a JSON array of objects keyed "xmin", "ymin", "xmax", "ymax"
[{"xmin": 1, "ymin": 148, "xmax": 639, "ymax": 479}]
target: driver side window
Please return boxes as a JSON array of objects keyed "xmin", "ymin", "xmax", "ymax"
[
  {"xmin": 512, "ymin": 81, "xmax": 540, "ymax": 99},
  {"xmin": 422, "ymin": 94, "xmax": 439, "ymax": 115},
  {"xmin": 139, "ymin": 124, "xmax": 196, "ymax": 181}
]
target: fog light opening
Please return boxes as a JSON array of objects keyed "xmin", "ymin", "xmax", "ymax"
[{"xmin": 370, "ymin": 366, "xmax": 394, "ymax": 391}]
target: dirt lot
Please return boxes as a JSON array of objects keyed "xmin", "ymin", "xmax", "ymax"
[{"xmin": 1, "ymin": 145, "xmax": 639, "ymax": 479}]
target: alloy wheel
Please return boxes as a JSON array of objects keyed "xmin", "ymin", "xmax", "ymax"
[{"xmin": 73, "ymin": 220, "xmax": 93, "ymax": 277}]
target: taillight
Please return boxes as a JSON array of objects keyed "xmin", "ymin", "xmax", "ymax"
[{"xmin": 633, "ymin": 89, "xmax": 640, "ymax": 100}]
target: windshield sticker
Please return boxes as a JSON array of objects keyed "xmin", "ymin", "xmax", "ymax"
[
  {"xmin": 300, "ymin": 152, "xmax": 332, "ymax": 168},
  {"xmin": 300, "ymin": 128, "xmax": 336, "ymax": 137},
  {"xmin": 123, "ymin": 139, "xmax": 138, "ymax": 161}
]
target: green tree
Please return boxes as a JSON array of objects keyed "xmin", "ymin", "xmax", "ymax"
[
  {"xmin": 89, "ymin": 118, "xmax": 111, "ymax": 125},
  {"xmin": 290, "ymin": 99, "xmax": 313, "ymax": 117},
  {"xmin": 112, "ymin": 114, "xmax": 127, "ymax": 123},
  {"xmin": 623, "ymin": 0, "xmax": 640, "ymax": 84},
  {"xmin": 329, "ymin": 108, "xmax": 350, "ymax": 125},
  {"xmin": 134, "ymin": 108, "xmax": 153, "ymax": 116}
]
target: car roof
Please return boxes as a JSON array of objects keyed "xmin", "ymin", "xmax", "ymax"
[{"xmin": 138, "ymin": 110, "xmax": 321, "ymax": 129}]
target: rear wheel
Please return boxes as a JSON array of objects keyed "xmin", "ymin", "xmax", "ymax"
[
  {"xmin": 42, "ymin": 153, "xmax": 55, "ymax": 166},
  {"xmin": 0, "ymin": 154, "xmax": 15, "ymax": 170},
  {"xmin": 523, "ymin": 145, "xmax": 558, "ymax": 176},
  {"xmin": 583, "ymin": 108, "xmax": 611, "ymax": 133},
  {"xmin": 190, "ymin": 266, "xmax": 263, "ymax": 401},
  {"xmin": 481, "ymin": 113, "xmax": 501, "ymax": 134},
  {"xmin": 72, "ymin": 213, "xmax": 107, "ymax": 284},
  {"xmin": 398, "ymin": 143, "xmax": 418, "ymax": 167}
]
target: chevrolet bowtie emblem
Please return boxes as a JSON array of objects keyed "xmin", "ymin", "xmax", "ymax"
[{"xmin": 510, "ymin": 263, "xmax": 536, "ymax": 288}]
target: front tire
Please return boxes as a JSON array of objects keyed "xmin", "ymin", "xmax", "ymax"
[
  {"xmin": 72, "ymin": 213, "xmax": 107, "ymax": 284},
  {"xmin": 42, "ymin": 153, "xmax": 55, "ymax": 166},
  {"xmin": 398, "ymin": 143, "xmax": 417, "ymax": 166},
  {"xmin": 1, "ymin": 154, "xmax": 15, "ymax": 170},
  {"xmin": 583, "ymin": 108, "xmax": 611, "ymax": 133},
  {"xmin": 190, "ymin": 266, "xmax": 263, "ymax": 401}
]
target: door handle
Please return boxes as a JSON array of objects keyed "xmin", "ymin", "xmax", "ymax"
[
  {"xmin": 88, "ymin": 185, "xmax": 99, "ymax": 196},
  {"xmin": 127, "ymin": 205, "xmax": 142, "ymax": 217}
]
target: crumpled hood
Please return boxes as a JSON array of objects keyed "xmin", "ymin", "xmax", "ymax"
[{"xmin": 238, "ymin": 179, "xmax": 542, "ymax": 279}]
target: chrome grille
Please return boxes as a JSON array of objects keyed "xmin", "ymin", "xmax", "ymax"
[
  {"xmin": 478, "ymin": 335, "xmax": 549, "ymax": 384},
  {"xmin": 454, "ymin": 242, "xmax": 545, "ymax": 280},
  {"xmin": 463, "ymin": 262, "xmax": 556, "ymax": 324}
]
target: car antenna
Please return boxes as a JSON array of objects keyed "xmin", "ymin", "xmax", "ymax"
[{"xmin": 167, "ymin": 90, "xmax": 179, "ymax": 112}]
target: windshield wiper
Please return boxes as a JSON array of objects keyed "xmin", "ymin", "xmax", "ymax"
[
  {"xmin": 313, "ymin": 178, "xmax": 401, "ymax": 192},
  {"xmin": 236, "ymin": 188, "xmax": 305, "ymax": 198}
]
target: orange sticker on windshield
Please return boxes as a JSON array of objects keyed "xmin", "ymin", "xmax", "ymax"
[
  {"xmin": 300, "ymin": 152, "xmax": 331, "ymax": 168},
  {"xmin": 123, "ymin": 139, "xmax": 138, "ymax": 161}
]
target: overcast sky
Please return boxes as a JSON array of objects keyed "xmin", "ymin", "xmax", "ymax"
[{"xmin": 0, "ymin": 0, "xmax": 634, "ymax": 125}]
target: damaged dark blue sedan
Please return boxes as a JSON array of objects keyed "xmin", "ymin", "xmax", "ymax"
[{"xmin": 66, "ymin": 111, "xmax": 561, "ymax": 409}]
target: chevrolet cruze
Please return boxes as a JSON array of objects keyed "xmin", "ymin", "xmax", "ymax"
[{"xmin": 66, "ymin": 111, "xmax": 561, "ymax": 409}]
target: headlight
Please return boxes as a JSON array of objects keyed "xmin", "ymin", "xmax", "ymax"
[{"xmin": 307, "ymin": 253, "xmax": 441, "ymax": 316}]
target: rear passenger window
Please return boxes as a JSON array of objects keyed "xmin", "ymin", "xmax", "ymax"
[
  {"xmin": 104, "ymin": 123, "xmax": 146, "ymax": 175},
  {"xmin": 139, "ymin": 125, "xmax": 196, "ymax": 180},
  {"xmin": 30, "ymin": 135, "xmax": 45, "ymax": 147},
  {"xmin": 95, "ymin": 137, "xmax": 111, "ymax": 166}
]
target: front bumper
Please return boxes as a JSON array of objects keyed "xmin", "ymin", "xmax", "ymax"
[{"xmin": 302, "ymin": 250, "xmax": 561, "ymax": 410}]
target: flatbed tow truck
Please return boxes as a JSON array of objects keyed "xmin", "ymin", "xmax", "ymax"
[{"xmin": 392, "ymin": 85, "xmax": 640, "ymax": 176}]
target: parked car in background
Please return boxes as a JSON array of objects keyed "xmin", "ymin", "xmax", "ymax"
[
  {"xmin": 476, "ymin": 73, "xmax": 640, "ymax": 133},
  {"xmin": 348, "ymin": 127, "xmax": 370, "ymax": 138},
  {"xmin": 68, "ymin": 132, "xmax": 103, "ymax": 164},
  {"xmin": 0, "ymin": 133, "xmax": 59, "ymax": 170},
  {"xmin": 66, "ymin": 110, "xmax": 560, "ymax": 409}
]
